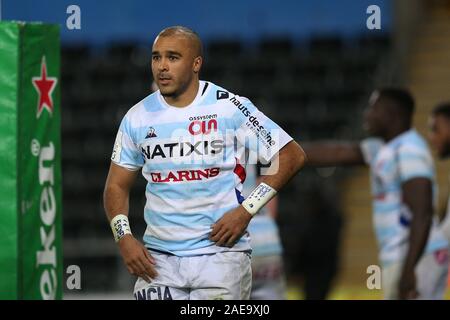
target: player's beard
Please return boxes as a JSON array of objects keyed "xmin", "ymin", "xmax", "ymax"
[
  {"xmin": 159, "ymin": 86, "xmax": 177, "ymax": 98},
  {"xmin": 160, "ymin": 76, "xmax": 192, "ymax": 99}
]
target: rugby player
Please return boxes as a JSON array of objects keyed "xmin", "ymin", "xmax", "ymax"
[{"xmin": 103, "ymin": 26, "xmax": 306, "ymax": 300}]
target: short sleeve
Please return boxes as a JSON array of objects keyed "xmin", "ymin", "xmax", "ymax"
[
  {"xmin": 360, "ymin": 138, "xmax": 383, "ymax": 165},
  {"xmin": 397, "ymin": 145, "xmax": 434, "ymax": 182},
  {"xmin": 111, "ymin": 115, "xmax": 144, "ymax": 171},
  {"xmin": 231, "ymin": 95, "xmax": 293, "ymax": 163}
]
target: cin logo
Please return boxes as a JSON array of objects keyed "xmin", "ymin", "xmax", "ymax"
[{"xmin": 188, "ymin": 119, "xmax": 218, "ymax": 135}]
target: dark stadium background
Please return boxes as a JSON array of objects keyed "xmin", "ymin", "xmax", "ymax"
[{"xmin": 4, "ymin": 0, "xmax": 450, "ymax": 299}]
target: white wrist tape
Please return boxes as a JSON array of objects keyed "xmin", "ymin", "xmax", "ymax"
[
  {"xmin": 110, "ymin": 214, "xmax": 132, "ymax": 242},
  {"xmin": 242, "ymin": 182, "xmax": 277, "ymax": 216}
]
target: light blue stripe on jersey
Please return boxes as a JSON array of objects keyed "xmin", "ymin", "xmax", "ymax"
[
  {"xmin": 377, "ymin": 157, "xmax": 431, "ymax": 179},
  {"xmin": 125, "ymin": 121, "xmax": 187, "ymax": 140},
  {"xmin": 374, "ymin": 184, "xmax": 400, "ymax": 195},
  {"xmin": 376, "ymin": 226, "xmax": 398, "ymax": 239},
  {"xmin": 120, "ymin": 116, "xmax": 140, "ymax": 144},
  {"xmin": 221, "ymin": 117, "xmax": 236, "ymax": 131},
  {"xmin": 116, "ymin": 119, "xmax": 144, "ymax": 167},
  {"xmin": 379, "ymin": 161, "xmax": 396, "ymax": 174},
  {"xmin": 141, "ymin": 93, "xmax": 165, "ymax": 112},
  {"xmin": 144, "ymin": 205, "xmax": 248, "ymax": 253},
  {"xmin": 119, "ymin": 146, "xmax": 144, "ymax": 167},
  {"xmin": 383, "ymin": 238, "xmax": 404, "ymax": 251},
  {"xmin": 144, "ymin": 204, "xmax": 236, "ymax": 227},
  {"xmin": 146, "ymin": 174, "xmax": 236, "ymax": 199},
  {"xmin": 145, "ymin": 236, "xmax": 209, "ymax": 252},
  {"xmin": 399, "ymin": 152, "xmax": 429, "ymax": 160},
  {"xmin": 143, "ymin": 204, "xmax": 245, "ymax": 253},
  {"xmin": 144, "ymin": 233, "xmax": 248, "ymax": 253},
  {"xmin": 374, "ymin": 202, "xmax": 401, "ymax": 213},
  {"xmin": 400, "ymin": 170, "xmax": 434, "ymax": 182},
  {"xmin": 398, "ymin": 153, "xmax": 434, "ymax": 181},
  {"xmin": 426, "ymin": 239, "xmax": 449, "ymax": 253}
]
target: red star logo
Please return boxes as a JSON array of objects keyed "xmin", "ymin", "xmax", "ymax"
[{"xmin": 32, "ymin": 56, "xmax": 57, "ymax": 118}]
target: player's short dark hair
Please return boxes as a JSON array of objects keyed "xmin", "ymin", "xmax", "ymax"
[
  {"xmin": 432, "ymin": 102, "xmax": 450, "ymax": 119},
  {"xmin": 377, "ymin": 87, "xmax": 415, "ymax": 121},
  {"xmin": 157, "ymin": 26, "xmax": 203, "ymax": 58}
]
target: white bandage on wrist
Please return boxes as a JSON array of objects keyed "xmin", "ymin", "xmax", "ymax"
[
  {"xmin": 241, "ymin": 182, "xmax": 277, "ymax": 216},
  {"xmin": 110, "ymin": 214, "xmax": 132, "ymax": 242}
]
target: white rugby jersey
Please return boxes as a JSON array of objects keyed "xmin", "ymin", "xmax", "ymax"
[
  {"xmin": 111, "ymin": 81, "xmax": 293, "ymax": 256},
  {"xmin": 361, "ymin": 129, "xmax": 448, "ymax": 265}
]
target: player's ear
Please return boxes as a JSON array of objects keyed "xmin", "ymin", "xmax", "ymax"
[{"xmin": 193, "ymin": 56, "xmax": 202, "ymax": 74}]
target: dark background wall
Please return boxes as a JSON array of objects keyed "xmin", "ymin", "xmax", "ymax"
[{"xmin": 3, "ymin": 0, "xmax": 391, "ymax": 45}]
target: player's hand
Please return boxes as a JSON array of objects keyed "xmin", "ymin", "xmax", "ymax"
[
  {"xmin": 210, "ymin": 205, "xmax": 252, "ymax": 247},
  {"xmin": 117, "ymin": 234, "xmax": 157, "ymax": 283},
  {"xmin": 398, "ymin": 270, "xmax": 418, "ymax": 300}
]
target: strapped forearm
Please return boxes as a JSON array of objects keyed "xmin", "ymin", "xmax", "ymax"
[
  {"xmin": 103, "ymin": 184, "xmax": 133, "ymax": 242},
  {"xmin": 243, "ymin": 141, "xmax": 305, "ymax": 216}
]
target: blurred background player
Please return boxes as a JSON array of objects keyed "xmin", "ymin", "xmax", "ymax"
[
  {"xmin": 243, "ymin": 164, "xmax": 287, "ymax": 300},
  {"xmin": 429, "ymin": 102, "xmax": 450, "ymax": 241},
  {"xmin": 303, "ymin": 88, "xmax": 449, "ymax": 299},
  {"xmin": 429, "ymin": 102, "xmax": 450, "ymax": 290}
]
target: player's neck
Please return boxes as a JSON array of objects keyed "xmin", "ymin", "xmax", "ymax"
[
  {"xmin": 163, "ymin": 80, "xmax": 199, "ymax": 108},
  {"xmin": 384, "ymin": 125, "xmax": 410, "ymax": 142}
]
